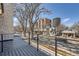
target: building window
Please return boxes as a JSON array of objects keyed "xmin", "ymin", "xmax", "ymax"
[{"xmin": 0, "ymin": 3, "xmax": 4, "ymax": 15}]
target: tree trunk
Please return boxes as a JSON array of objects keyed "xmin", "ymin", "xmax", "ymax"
[
  {"xmin": 23, "ymin": 30, "xmax": 26, "ymax": 37},
  {"xmin": 31, "ymin": 26, "xmax": 34, "ymax": 40},
  {"xmin": 30, "ymin": 27, "xmax": 33, "ymax": 40},
  {"xmin": 28, "ymin": 18, "xmax": 32, "ymax": 45},
  {"xmin": 22, "ymin": 25, "xmax": 26, "ymax": 37}
]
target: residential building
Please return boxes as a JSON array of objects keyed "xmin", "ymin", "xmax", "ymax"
[{"xmin": 34, "ymin": 18, "xmax": 51, "ymax": 35}]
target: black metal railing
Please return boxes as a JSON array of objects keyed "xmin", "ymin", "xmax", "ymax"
[
  {"xmin": 0, "ymin": 34, "xmax": 3, "ymax": 52},
  {"xmin": 19, "ymin": 32, "xmax": 79, "ymax": 56},
  {"xmin": 37, "ymin": 34, "xmax": 39, "ymax": 51},
  {"xmin": 31, "ymin": 34, "xmax": 79, "ymax": 56},
  {"xmin": 0, "ymin": 33, "xmax": 14, "ymax": 52}
]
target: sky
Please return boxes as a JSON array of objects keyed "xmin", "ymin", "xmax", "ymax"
[
  {"xmin": 13, "ymin": 3, "xmax": 79, "ymax": 27},
  {"xmin": 41, "ymin": 3, "xmax": 79, "ymax": 27}
]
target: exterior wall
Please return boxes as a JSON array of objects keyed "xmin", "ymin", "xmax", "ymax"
[
  {"xmin": 0, "ymin": 3, "xmax": 14, "ymax": 40},
  {"xmin": 34, "ymin": 18, "xmax": 51, "ymax": 30},
  {"xmin": 34, "ymin": 18, "xmax": 51, "ymax": 35}
]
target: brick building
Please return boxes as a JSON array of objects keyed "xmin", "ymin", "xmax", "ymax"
[{"xmin": 34, "ymin": 18, "xmax": 51, "ymax": 35}]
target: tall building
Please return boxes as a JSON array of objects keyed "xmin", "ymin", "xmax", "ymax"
[{"xmin": 0, "ymin": 3, "xmax": 14, "ymax": 41}]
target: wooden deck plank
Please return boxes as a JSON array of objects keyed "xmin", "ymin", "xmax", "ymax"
[
  {"xmin": 0, "ymin": 37, "xmax": 49, "ymax": 56},
  {"xmin": 19, "ymin": 47, "xmax": 28, "ymax": 56},
  {"xmin": 23, "ymin": 46, "xmax": 35, "ymax": 56},
  {"xmin": 11, "ymin": 48, "xmax": 20, "ymax": 56},
  {"xmin": 7, "ymin": 50, "xmax": 12, "ymax": 56},
  {"xmin": 10, "ymin": 49, "xmax": 16, "ymax": 56},
  {"xmin": 27, "ymin": 46, "xmax": 38, "ymax": 56},
  {"xmin": 20, "ymin": 47, "xmax": 30, "ymax": 56}
]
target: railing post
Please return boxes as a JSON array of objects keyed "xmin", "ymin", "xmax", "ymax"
[
  {"xmin": 1, "ymin": 34, "xmax": 3, "ymax": 52},
  {"xmin": 28, "ymin": 32, "xmax": 30, "ymax": 45},
  {"xmin": 37, "ymin": 34, "xmax": 39, "ymax": 51},
  {"xmin": 55, "ymin": 36, "xmax": 57, "ymax": 56}
]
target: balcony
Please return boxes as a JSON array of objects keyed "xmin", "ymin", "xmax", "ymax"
[{"xmin": 0, "ymin": 35, "xmax": 50, "ymax": 56}]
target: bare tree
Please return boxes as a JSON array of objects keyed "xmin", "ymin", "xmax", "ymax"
[
  {"xmin": 14, "ymin": 3, "xmax": 52, "ymax": 45},
  {"xmin": 14, "ymin": 4, "xmax": 28, "ymax": 37},
  {"xmin": 24, "ymin": 3, "xmax": 52, "ymax": 44},
  {"xmin": 71, "ymin": 21, "xmax": 79, "ymax": 32}
]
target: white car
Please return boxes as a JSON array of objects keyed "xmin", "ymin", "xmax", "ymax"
[{"xmin": 14, "ymin": 33, "xmax": 21, "ymax": 37}]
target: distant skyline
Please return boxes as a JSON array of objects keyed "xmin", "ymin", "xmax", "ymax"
[
  {"xmin": 41, "ymin": 3, "xmax": 79, "ymax": 27},
  {"xmin": 13, "ymin": 3, "xmax": 79, "ymax": 27}
]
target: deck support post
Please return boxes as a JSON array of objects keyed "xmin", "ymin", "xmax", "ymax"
[
  {"xmin": 55, "ymin": 37, "xmax": 57, "ymax": 56},
  {"xmin": 28, "ymin": 32, "xmax": 31, "ymax": 45},
  {"xmin": 54, "ymin": 27, "xmax": 58, "ymax": 56},
  {"xmin": 37, "ymin": 34, "xmax": 39, "ymax": 51}
]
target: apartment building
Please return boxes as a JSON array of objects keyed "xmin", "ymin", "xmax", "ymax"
[{"xmin": 34, "ymin": 18, "xmax": 51, "ymax": 35}]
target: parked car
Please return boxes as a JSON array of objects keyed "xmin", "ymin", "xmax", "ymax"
[{"xmin": 14, "ymin": 33, "xmax": 21, "ymax": 37}]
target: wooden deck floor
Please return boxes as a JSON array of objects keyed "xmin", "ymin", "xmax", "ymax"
[{"xmin": 0, "ymin": 37, "xmax": 49, "ymax": 56}]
